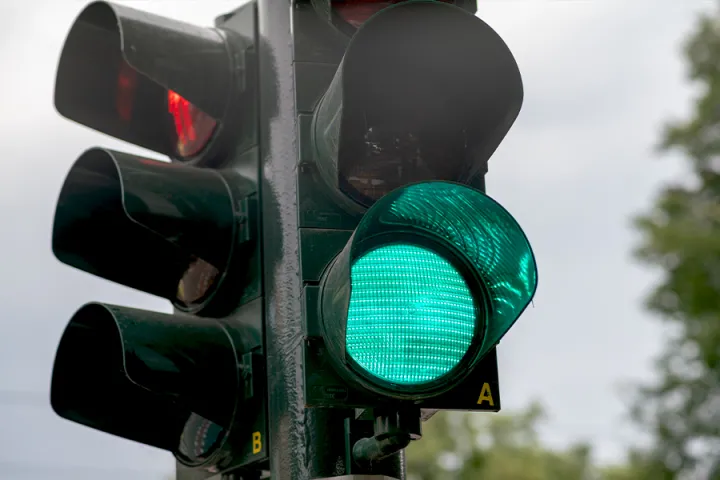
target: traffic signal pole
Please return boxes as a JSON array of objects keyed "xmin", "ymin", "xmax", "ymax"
[
  {"xmin": 257, "ymin": 2, "xmax": 405, "ymax": 478},
  {"xmin": 255, "ymin": 0, "xmax": 311, "ymax": 477},
  {"xmin": 255, "ymin": 0, "xmax": 304, "ymax": 473},
  {"xmin": 256, "ymin": 2, "xmax": 397, "ymax": 479}
]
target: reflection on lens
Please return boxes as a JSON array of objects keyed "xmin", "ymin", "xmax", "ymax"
[
  {"xmin": 340, "ymin": 126, "xmax": 470, "ymax": 206},
  {"xmin": 177, "ymin": 413, "xmax": 225, "ymax": 464},
  {"xmin": 176, "ymin": 257, "xmax": 220, "ymax": 307},
  {"xmin": 116, "ymin": 61, "xmax": 138, "ymax": 122}
]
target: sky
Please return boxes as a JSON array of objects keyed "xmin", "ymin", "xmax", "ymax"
[{"xmin": 0, "ymin": 0, "xmax": 713, "ymax": 478}]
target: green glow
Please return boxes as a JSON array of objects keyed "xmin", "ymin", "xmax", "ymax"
[
  {"xmin": 351, "ymin": 182, "xmax": 537, "ymax": 355},
  {"xmin": 345, "ymin": 244, "xmax": 476, "ymax": 385}
]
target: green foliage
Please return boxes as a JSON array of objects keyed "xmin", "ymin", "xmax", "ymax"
[
  {"xmin": 406, "ymin": 403, "xmax": 634, "ymax": 480},
  {"xmin": 631, "ymin": 2, "xmax": 720, "ymax": 477}
]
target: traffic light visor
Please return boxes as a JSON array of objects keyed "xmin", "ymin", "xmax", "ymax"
[
  {"xmin": 51, "ymin": 148, "xmax": 243, "ymax": 309},
  {"xmin": 54, "ymin": 1, "xmax": 236, "ymax": 158},
  {"xmin": 50, "ymin": 303, "xmax": 239, "ymax": 453},
  {"xmin": 313, "ymin": 1, "xmax": 522, "ymax": 208},
  {"xmin": 320, "ymin": 181, "xmax": 537, "ymax": 396}
]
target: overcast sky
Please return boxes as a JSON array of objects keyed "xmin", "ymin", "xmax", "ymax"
[{"xmin": 0, "ymin": 0, "xmax": 712, "ymax": 479}]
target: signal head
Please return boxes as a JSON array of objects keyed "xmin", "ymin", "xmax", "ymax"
[{"xmin": 48, "ymin": 1, "xmax": 266, "ymax": 474}]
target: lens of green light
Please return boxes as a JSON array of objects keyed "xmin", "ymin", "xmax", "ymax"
[{"xmin": 345, "ymin": 244, "xmax": 476, "ymax": 385}]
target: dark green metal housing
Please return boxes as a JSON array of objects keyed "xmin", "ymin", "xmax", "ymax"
[{"xmin": 49, "ymin": 1, "xmax": 268, "ymax": 477}]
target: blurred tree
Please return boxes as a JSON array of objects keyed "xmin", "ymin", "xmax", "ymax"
[
  {"xmin": 631, "ymin": 2, "xmax": 720, "ymax": 478},
  {"xmin": 600, "ymin": 452, "xmax": 656, "ymax": 480},
  {"xmin": 406, "ymin": 402, "xmax": 633, "ymax": 480}
]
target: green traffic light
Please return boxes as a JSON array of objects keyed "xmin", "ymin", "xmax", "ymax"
[
  {"xmin": 320, "ymin": 181, "xmax": 538, "ymax": 397},
  {"xmin": 346, "ymin": 243, "xmax": 476, "ymax": 386}
]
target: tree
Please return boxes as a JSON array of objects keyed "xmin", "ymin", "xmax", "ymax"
[
  {"xmin": 631, "ymin": 2, "xmax": 720, "ymax": 478},
  {"xmin": 406, "ymin": 402, "xmax": 633, "ymax": 480}
]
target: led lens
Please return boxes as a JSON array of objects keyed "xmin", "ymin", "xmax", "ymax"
[
  {"xmin": 168, "ymin": 90, "xmax": 217, "ymax": 158},
  {"xmin": 345, "ymin": 244, "xmax": 476, "ymax": 385}
]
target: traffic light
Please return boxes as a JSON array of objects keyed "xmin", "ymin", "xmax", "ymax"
[
  {"xmin": 49, "ymin": 0, "xmax": 539, "ymax": 477},
  {"xmin": 49, "ymin": 1, "xmax": 267, "ymax": 476},
  {"xmin": 318, "ymin": 182, "xmax": 536, "ymax": 397},
  {"xmin": 294, "ymin": 0, "xmax": 538, "ymax": 468}
]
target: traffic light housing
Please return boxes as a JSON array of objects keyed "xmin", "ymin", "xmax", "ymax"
[
  {"xmin": 48, "ymin": 0, "xmax": 540, "ymax": 476},
  {"xmin": 49, "ymin": 1, "xmax": 267, "ymax": 476},
  {"xmin": 297, "ymin": 0, "xmax": 537, "ymax": 416}
]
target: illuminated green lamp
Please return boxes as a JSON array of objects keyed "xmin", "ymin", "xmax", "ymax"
[{"xmin": 319, "ymin": 181, "xmax": 538, "ymax": 399}]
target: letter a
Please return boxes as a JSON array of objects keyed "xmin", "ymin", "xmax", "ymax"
[{"xmin": 477, "ymin": 382, "xmax": 495, "ymax": 406}]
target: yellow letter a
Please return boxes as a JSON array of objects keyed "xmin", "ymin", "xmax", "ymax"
[{"xmin": 477, "ymin": 382, "xmax": 495, "ymax": 406}]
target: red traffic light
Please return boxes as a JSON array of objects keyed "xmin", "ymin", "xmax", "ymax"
[
  {"xmin": 168, "ymin": 90, "xmax": 217, "ymax": 158},
  {"xmin": 330, "ymin": 0, "xmax": 473, "ymax": 33},
  {"xmin": 54, "ymin": 1, "xmax": 248, "ymax": 162},
  {"xmin": 333, "ymin": 1, "xmax": 395, "ymax": 28}
]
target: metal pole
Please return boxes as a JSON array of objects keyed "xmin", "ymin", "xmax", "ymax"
[
  {"xmin": 366, "ymin": 451, "xmax": 405, "ymax": 479},
  {"xmin": 256, "ymin": 1, "xmax": 349, "ymax": 478}
]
